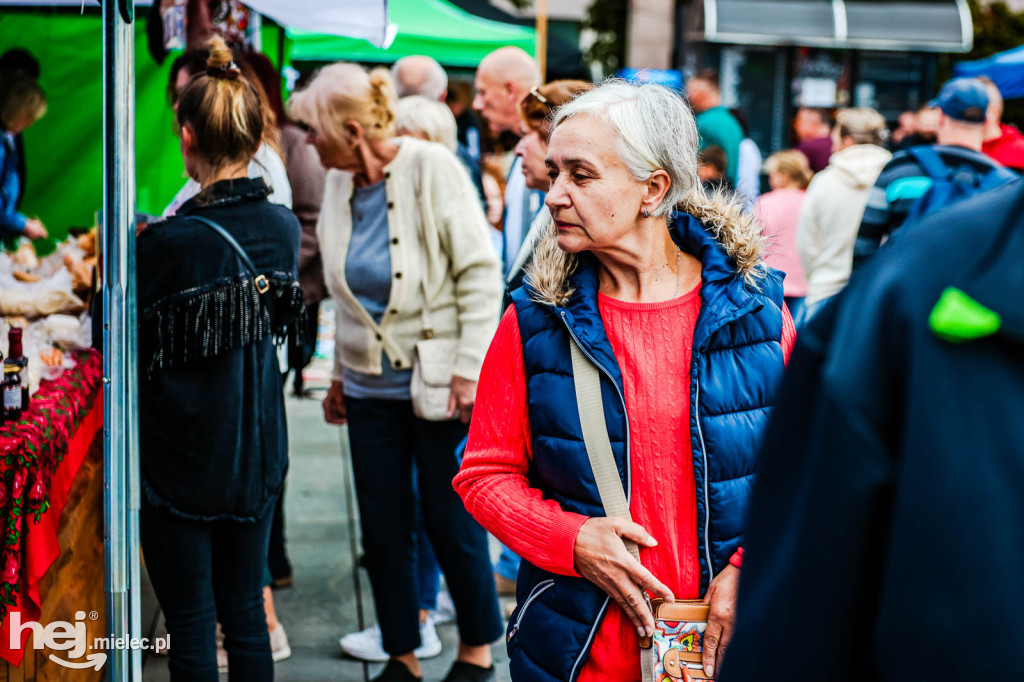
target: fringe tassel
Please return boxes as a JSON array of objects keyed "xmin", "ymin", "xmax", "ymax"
[{"xmin": 143, "ymin": 275, "xmax": 306, "ymax": 375}]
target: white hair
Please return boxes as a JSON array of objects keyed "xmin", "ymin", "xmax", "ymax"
[
  {"xmin": 391, "ymin": 55, "xmax": 449, "ymax": 101},
  {"xmin": 395, "ymin": 96, "xmax": 458, "ymax": 152},
  {"xmin": 551, "ymin": 79, "xmax": 701, "ymax": 218}
]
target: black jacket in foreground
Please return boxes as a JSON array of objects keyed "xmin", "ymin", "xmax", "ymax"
[
  {"xmin": 722, "ymin": 178, "xmax": 1024, "ymax": 681},
  {"xmin": 137, "ymin": 178, "xmax": 302, "ymax": 522}
]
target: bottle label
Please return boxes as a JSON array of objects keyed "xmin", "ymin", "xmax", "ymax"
[{"xmin": 4, "ymin": 386, "xmax": 20, "ymax": 411}]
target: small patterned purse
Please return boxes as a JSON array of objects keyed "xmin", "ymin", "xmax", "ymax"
[{"xmin": 649, "ymin": 600, "xmax": 713, "ymax": 681}]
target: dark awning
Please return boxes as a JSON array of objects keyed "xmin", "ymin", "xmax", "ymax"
[{"xmin": 700, "ymin": 0, "xmax": 972, "ymax": 53}]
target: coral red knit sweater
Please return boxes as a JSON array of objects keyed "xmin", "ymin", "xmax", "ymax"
[{"xmin": 455, "ymin": 286, "xmax": 795, "ymax": 681}]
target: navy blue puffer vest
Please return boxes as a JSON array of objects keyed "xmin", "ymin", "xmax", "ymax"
[{"xmin": 505, "ymin": 211, "xmax": 786, "ymax": 681}]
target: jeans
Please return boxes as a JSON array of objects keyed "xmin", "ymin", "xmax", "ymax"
[
  {"xmin": 495, "ymin": 543, "xmax": 521, "ymax": 582},
  {"xmin": 416, "ymin": 523, "xmax": 441, "ymax": 611},
  {"xmin": 412, "ymin": 463, "xmax": 441, "ymax": 612},
  {"xmin": 288, "ymin": 300, "xmax": 320, "ymax": 392},
  {"xmin": 798, "ymin": 296, "xmax": 831, "ymax": 328},
  {"xmin": 141, "ymin": 497, "xmax": 274, "ymax": 682},
  {"xmin": 346, "ymin": 398, "xmax": 503, "ymax": 655},
  {"xmin": 784, "ymin": 296, "xmax": 805, "ymax": 325}
]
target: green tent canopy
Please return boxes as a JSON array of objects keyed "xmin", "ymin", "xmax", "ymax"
[
  {"xmin": 285, "ymin": 0, "xmax": 535, "ymax": 66},
  {"xmin": 0, "ymin": 9, "xmax": 182, "ymax": 254}
]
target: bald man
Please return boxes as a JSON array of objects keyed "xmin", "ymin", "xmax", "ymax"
[
  {"xmin": 392, "ymin": 55, "xmax": 449, "ymax": 102},
  {"xmin": 474, "ymin": 47, "xmax": 544, "ymax": 277},
  {"xmin": 473, "ymin": 46, "xmax": 541, "ymax": 134}
]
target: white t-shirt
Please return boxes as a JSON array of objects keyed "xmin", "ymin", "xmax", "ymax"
[{"xmin": 162, "ymin": 143, "xmax": 293, "ymax": 217}]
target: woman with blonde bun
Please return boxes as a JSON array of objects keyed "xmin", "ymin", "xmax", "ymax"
[
  {"xmin": 137, "ymin": 36, "xmax": 302, "ymax": 682},
  {"xmin": 290, "ymin": 65, "xmax": 503, "ymax": 682}
]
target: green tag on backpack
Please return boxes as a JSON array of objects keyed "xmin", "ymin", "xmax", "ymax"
[{"xmin": 929, "ymin": 287, "xmax": 1001, "ymax": 343}]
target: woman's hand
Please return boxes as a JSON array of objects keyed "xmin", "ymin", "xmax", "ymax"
[
  {"xmin": 573, "ymin": 517, "xmax": 674, "ymax": 637},
  {"xmin": 322, "ymin": 380, "xmax": 347, "ymax": 424},
  {"xmin": 447, "ymin": 376, "xmax": 477, "ymax": 423},
  {"xmin": 22, "ymin": 219, "xmax": 47, "ymax": 241},
  {"xmin": 701, "ymin": 563, "xmax": 740, "ymax": 678}
]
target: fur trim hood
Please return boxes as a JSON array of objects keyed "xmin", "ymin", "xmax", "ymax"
[{"xmin": 525, "ymin": 190, "xmax": 767, "ymax": 307}]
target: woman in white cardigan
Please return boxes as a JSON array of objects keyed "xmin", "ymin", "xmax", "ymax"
[{"xmin": 289, "ymin": 65, "xmax": 503, "ymax": 682}]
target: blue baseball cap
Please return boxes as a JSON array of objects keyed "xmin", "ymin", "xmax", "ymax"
[{"xmin": 928, "ymin": 78, "xmax": 989, "ymax": 123}]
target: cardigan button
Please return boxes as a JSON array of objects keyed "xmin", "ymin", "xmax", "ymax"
[
  {"xmin": 389, "ymin": 309, "xmax": 398, "ymax": 315},
  {"xmin": 393, "ymin": 360, "xmax": 402, "ymax": 369},
  {"xmin": 375, "ymin": 333, "xmax": 382, "ymax": 341},
  {"xmin": 391, "ymin": 237, "xmax": 399, "ymax": 245},
  {"xmin": 384, "ymin": 171, "xmax": 391, "ymax": 179},
  {"xmin": 387, "ymin": 201, "xmax": 395, "ymax": 209},
  {"xmin": 395, "ymin": 272, "xmax": 403, "ymax": 279}
]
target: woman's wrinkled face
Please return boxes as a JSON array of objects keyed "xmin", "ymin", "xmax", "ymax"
[
  {"xmin": 306, "ymin": 122, "xmax": 360, "ymax": 172},
  {"xmin": 544, "ymin": 115, "xmax": 649, "ymax": 254},
  {"xmin": 514, "ymin": 128, "xmax": 549, "ymax": 192}
]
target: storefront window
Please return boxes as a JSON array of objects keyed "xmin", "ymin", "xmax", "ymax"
[{"xmin": 854, "ymin": 52, "xmax": 932, "ymax": 122}]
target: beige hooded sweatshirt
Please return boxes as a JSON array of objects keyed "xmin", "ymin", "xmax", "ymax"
[{"xmin": 797, "ymin": 144, "xmax": 892, "ymax": 306}]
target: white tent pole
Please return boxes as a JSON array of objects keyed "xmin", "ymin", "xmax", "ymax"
[{"xmin": 102, "ymin": 0, "xmax": 141, "ymax": 677}]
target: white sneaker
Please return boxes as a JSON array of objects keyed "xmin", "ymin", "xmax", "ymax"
[{"xmin": 338, "ymin": 620, "xmax": 442, "ymax": 662}]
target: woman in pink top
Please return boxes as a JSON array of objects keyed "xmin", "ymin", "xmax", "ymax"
[{"xmin": 755, "ymin": 150, "xmax": 812, "ymax": 318}]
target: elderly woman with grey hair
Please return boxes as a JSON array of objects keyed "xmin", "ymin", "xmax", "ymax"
[
  {"xmin": 290, "ymin": 64, "xmax": 503, "ymax": 682},
  {"xmin": 455, "ymin": 80, "xmax": 796, "ymax": 682}
]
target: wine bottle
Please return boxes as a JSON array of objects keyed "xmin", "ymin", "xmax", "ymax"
[{"xmin": 4, "ymin": 328, "xmax": 27, "ymax": 420}]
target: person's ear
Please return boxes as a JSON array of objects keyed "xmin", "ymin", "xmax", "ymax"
[
  {"xmin": 345, "ymin": 120, "xmax": 365, "ymax": 147},
  {"xmin": 180, "ymin": 124, "xmax": 197, "ymax": 157},
  {"xmin": 643, "ymin": 169, "xmax": 672, "ymax": 215}
]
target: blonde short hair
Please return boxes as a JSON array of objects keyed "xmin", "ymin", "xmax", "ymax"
[
  {"xmin": 834, "ymin": 107, "xmax": 887, "ymax": 147},
  {"xmin": 764, "ymin": 150, "xmax": 813, "ymax": 190},
  {"xmin": 0, "ymin": 77, "xmax": 45, "ymax": 130},
  {"xmin": 395, "ymin": 96, "xmax": 457, "ymax": 151},
  {"xmin": 288, "ymin": 63, "xmax": 397, "ymax": 144}
]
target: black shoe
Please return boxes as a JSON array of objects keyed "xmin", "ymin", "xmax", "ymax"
[
  {"xmin": 442, "ymin": 661, "xmax": 496, "ymax": 682},
  {"xmin": 372, "ymin": 660, "xmax": 423, "ymax": 682}
]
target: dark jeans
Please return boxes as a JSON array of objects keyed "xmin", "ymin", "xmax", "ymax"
[
  {"xmin": 346, "ymin": 398, "xmax": 503, "ymax": 655},
  {"xmin": 268, "ymin": 487, "xmax": 291, "ymax": 582},
  {"xmin": 288, "ymin": 301, "xmax": 320, "ymax": 392},
  {"xmin": 141, "ymin": 498, "xmax": 273, "ymax": 682}
]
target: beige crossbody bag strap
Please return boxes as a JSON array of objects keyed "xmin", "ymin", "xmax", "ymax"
[{"xmin": 568, "ymin": 337, "xmax": 658, "ymax": 682}]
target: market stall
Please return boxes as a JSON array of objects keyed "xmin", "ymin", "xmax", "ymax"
[
  {"xmin": 0, "ymin": 233, "xmax": 104, "ymax": 673},
  {"xmin": 0, "ymin": 0, "xmax": 134, "ymax": 675}
]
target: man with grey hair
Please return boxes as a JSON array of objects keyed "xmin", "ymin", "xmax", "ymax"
[
  {"xmin": 978, "ymin": 76, "xmax": 1024, "ymax": 173},
  {"xmin": 391, "ymin": 55, "xmax": 449, "ymax": 102},
  {"xmin": 473, "ymin": 46, "xmax": 544, "ymax": 276},
  {"xmin": 392, "ymin": 55, "xmax": 485, "ymax": 210}
]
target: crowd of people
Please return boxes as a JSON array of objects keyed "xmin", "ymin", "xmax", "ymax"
[{"xmin": 12, "ymin": 22, "xmax": 1015, "ymax": 682}]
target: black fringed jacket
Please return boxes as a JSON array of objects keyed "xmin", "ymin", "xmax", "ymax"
[{"xmin": 138, "ymin": 178, "xmax": 303, "ymax": 522}]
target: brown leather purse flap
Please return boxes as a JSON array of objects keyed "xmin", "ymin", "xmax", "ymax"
[{"xmin": 651, "ymin": 599, "xmax": 710, "ymax": 623}]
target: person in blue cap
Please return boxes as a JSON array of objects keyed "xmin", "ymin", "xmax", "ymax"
[{"xmin": 850, "ymin": 77, "xmax": 1016, "ymax": 273}]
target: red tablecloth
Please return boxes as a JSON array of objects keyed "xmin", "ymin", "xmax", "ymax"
[{"xmin": 0, "ymin": 351, "xmax": 103, "ymax": 666}]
